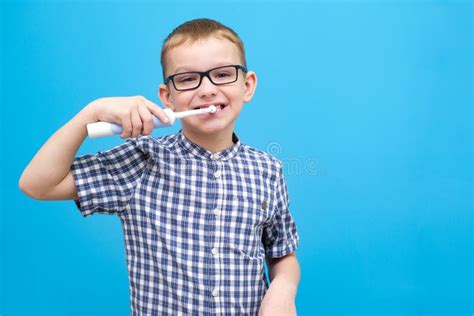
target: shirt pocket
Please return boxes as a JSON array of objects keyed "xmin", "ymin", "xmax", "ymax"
[{"xmin": 223, "ymin": 195, "xmax": 270, "ymax": 258}]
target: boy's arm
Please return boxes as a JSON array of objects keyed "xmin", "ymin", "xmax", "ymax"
[
  {"xmin": 267, "ymin": 252, "xmax": 300, "ymax": 294},
  {"xmin": 19, "ymin": 96, "xmax": 170, "ymax": 201},
  {"xmin": 18, "ymin": 104, "xmax": 96, "ymax": 200},
  {"xmin": 259, "ymin": 253, "xmax": 301, "ymax": 316}
]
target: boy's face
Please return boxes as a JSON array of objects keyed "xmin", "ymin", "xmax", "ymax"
[{"xmin": 158, "ymin": 37, "xmax": 257, "ymax": 136}]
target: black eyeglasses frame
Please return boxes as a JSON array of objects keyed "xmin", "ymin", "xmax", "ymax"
[{"xmin": 164, "ymin": 64, "xmax": 248, "ymax": 91}]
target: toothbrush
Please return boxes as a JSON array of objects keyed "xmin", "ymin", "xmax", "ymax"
[{"xmin": 87, "ymin": 105, "xmax": 218, "ymax": 139}]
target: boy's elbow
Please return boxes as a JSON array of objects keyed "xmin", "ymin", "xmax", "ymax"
[
  {"xmin": 19, "ymin": 175, "xmax": 44, "ymax": 200},
  {"xmin": 19, "ymin": 171, "xmax": 78, "ymax": 201},
  {"xmin": 19, "ymin": 176, "xmax": 35, "ymax": 199}
]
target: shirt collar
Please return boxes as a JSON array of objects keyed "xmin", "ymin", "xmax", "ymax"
[{"xmin": 177, "ymin": 129, "xmax": 241, "ymax": 161}]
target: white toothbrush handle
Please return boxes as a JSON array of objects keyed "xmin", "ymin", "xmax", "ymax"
[{"xmin": 87, "ymin": 109, "xmax": 176, "ymax": 139}]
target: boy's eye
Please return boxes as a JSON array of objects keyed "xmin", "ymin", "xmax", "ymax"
[
  {"xmin": 178, "ymin": 76, "xmax": 198, "ymax": 83},
  {"xmin": 214, "ymin": 72, "xmax": 231, "ymax": 78}
]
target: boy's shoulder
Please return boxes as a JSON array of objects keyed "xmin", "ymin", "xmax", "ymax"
[
  {"xmin": 237, "ymin": 144, "xmax": 285, "ymax": 183},
  {"xmin": 239, "ymin": 143, "xmax": 282, "ymax": 168},
  {"xmin": 129, "ymin": 132, "xmax": 182, "ymax": 158},
  {"xmin": 130, "ymin": 132, "xmax": 180, "ymax": 147}
]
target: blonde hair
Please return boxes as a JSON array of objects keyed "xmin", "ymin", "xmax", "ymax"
[{"xmin": 161, "ymin": 18, "xmax": 247, "ymax": 80}]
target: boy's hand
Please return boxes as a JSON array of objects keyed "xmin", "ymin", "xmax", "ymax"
[
  {"xmin": 258, "ymin": 280, "xmax": 297, "ymax": 316},
  {"xmin": 86, "ymin": 96, "xmax": 170, "ymax": 139}
]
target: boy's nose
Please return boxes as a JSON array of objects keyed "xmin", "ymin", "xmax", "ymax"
[{"xmin": 197, "ymin": 76, "xmax": 218, "ymax": 97}]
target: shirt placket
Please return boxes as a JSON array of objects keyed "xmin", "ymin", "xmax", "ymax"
[{"xmin": 209, "ymin": 153, "xmax": 223, "ymax": 314}]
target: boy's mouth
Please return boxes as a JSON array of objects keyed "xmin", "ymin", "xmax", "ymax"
[
  {"xmin": 191, "ymin": 103, "xmax": 228, "ymax": 111},
  {"xmin": 189, "ymin": 103, "xmax": 228, "ymax": 119}
]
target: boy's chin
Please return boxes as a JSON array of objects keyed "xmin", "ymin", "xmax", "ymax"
[{"xmin": 182, "ymin": 121, "xmax": 233, "ymax": 136}]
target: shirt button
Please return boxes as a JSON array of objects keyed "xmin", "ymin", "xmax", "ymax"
[
  {"xmin": 211, "ymin": 248, "xmax": 218, "ymax": 255},
  {"xmin": 210, "ymin": 154, "xmax": 218, "ymax": 160},
  {"xmin": 213, "ymin": 170, "xmax": 221, "ymax": 178},
  {"xmin": 212, "ymin": 288, "xmax": 219, "ymax": 297},
  {"xmin": 213, "ymin": 208, "xmax": 221, "ymax": 216}
]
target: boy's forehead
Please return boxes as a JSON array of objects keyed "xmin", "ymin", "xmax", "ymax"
[{"xmin": 166, "ymin": 37, "xmax": 242, "ymax": 74}]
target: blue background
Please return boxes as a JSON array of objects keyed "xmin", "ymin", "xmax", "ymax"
[{"xmin": 1, "ymin": 0, "xmax": 472, "ymax": 315}]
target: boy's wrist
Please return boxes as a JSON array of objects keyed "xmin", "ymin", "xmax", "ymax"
[{"xmin": 76, "ymin": 99, "xmax": 102, "ymax": 125}]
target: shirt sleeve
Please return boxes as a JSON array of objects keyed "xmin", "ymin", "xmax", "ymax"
[
  {"xmin": 262, "ymin": 161, "xmax": 300, "ymax": 258},
  {"xmin": 70, "ymin": 138, "xmax": 149, "ymax": 217}
]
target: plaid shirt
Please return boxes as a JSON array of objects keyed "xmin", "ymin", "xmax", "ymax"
[{"xmin": 71, "ymin": 130, "xmax": 299, "ymax": 315}]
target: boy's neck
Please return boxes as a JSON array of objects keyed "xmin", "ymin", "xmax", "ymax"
[{"xmin": 182, "ymin": 126, "xmax": 236, "ymax": 154}]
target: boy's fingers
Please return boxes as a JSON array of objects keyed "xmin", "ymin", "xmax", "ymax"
[
  {"xmin": 120, "ymin": 114, "xmax": 133, "ymax": 139},
  {"xmin": 130, "ymin": 107, "xmax": 142, "ymax": 138},
  {"xmin": 138, "ymin": 104, "xmax": 154, "ymax": 135},
  {"xmin": 143, "ymin": 99, "xmax": 170, "ymax": 124}
]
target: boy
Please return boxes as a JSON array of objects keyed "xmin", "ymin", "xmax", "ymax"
[{"xmin": 19, "ymin": 18, "xmax": 300, "ymax": 315}]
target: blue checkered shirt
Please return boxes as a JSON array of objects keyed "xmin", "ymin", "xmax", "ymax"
[{"xmin": 71, "ymin": 130, "xmax": 299, "ymax": 315}]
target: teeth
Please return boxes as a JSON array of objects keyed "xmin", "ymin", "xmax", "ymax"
[{"xmin": 193, "ymin": 104, "xmax": 225, "ymax": 110}]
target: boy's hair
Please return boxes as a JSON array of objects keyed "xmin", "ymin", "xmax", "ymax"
[{"xmin": 161, "ymin": 18, "xmax": 247, "ymax": 80}]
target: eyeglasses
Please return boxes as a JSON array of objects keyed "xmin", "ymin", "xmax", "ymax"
[{"xmin": 164, "ymin": 64, "xmax": 248, "ymax": 91}]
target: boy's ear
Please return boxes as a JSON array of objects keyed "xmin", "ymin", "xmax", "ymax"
[
  {"xmin": 158, "ymin": 84, "xmax": 176, "ymax": 111},
  {"xmin": 243, "ymin": 71, "xmax": 257, "ymax": 103}
]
